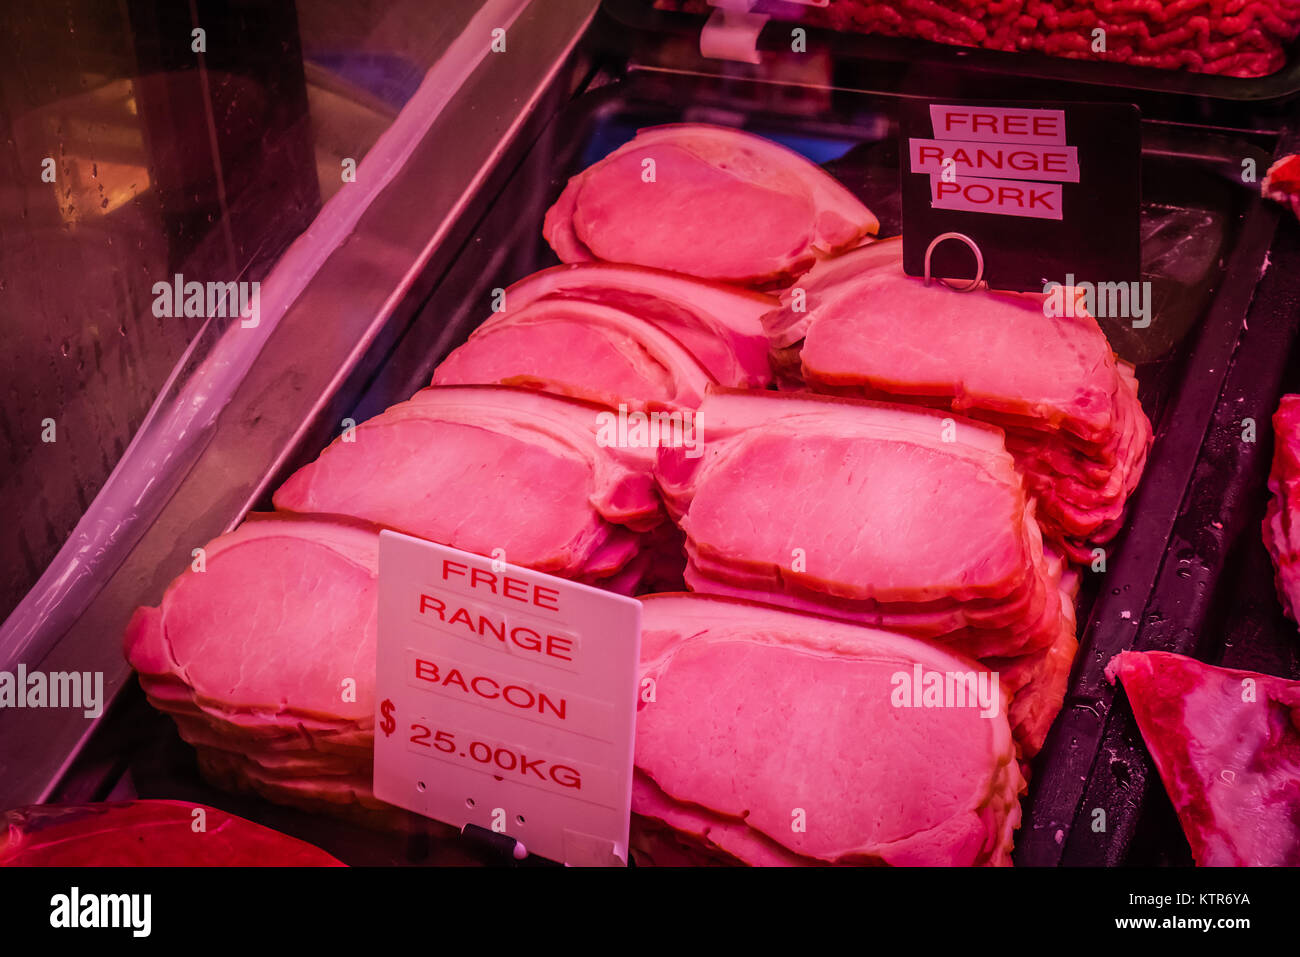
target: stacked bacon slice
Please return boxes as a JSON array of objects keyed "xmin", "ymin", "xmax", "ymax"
[
  {"xmin": 123, "ymin": 519, "xmax": 392, "ymax": 822},
  {"xmin": 544, "ymin": 124, "xmax": 878, "ymax": 286},
  {"xmin": 118, "ymin": 121, "xmax": 1162, "ymax": 862},
  {"xmin": 1263, "ymin": 394, "xmax": 1300, "ymax": 624},
  {"xmin": 657, "ymin": 389, "xmax": 1077, "ymax": 755},
  {"xmin": 765, "ymin": 240, "xmax": 1152, "ymax": 562},
  {"xmin": 273, "ymin": 386, "xmax": 666, "ymax": 591},
  {"xmin": 125, "ymin": 386, "xmax": 679, "ymax": 819},
  {"xmin": 631, "ymin": 594, "xmax": 1025, "ymax": 866},
  {"xmin": 433, "ymin": 263, "xmax": 775, "ymax": 409}
]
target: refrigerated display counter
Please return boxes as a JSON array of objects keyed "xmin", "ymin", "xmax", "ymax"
[{"xmin": 2, "ymin": 0, "xmax": 1299, "ymax": 869}]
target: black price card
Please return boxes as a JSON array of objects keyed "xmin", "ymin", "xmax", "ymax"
[{"xmin": 900, "ymin": 100, "xmax": 1141, "ymax": 292}]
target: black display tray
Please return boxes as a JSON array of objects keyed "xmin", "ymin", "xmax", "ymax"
[
  {"xmin": 54, "ymin": 68, "xmax": 1295, "ymax": 866},
  {"xmin": 1057, "ymin": 194, "xmax": 1300, "ymax": 867}
]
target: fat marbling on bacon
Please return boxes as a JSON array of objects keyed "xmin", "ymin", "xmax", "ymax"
[{"xmin": 543, "ymin": 124, "xmax": 879, "ymax": 286}]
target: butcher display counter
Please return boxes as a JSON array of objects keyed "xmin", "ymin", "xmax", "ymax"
[{"xmin": 2, "ymin": 0, "xmax": 1300, "ymax": 869}]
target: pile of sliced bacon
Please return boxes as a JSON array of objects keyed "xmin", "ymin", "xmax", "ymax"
[
  {"xmin": 121, "ymin": 123, "xmax": 1162, "ymax": 864},
  {"xmin": 656, "ymin": 389, "xmax": 1079, "ymax": 756},
  {"xmin": 765, "ymin": 239, "xmax": 1153, "ymax": 563},
  {"xmin": 631, "ymin": 594, "xmax": 1025, "ymax": 866},
  {"xmin": 124, "ymin": 519, "xmax": 391, "ymax": 822}
]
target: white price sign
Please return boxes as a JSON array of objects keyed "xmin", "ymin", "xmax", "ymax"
[{"xmin": 373, "ymin": 532, "xmax": 640, "ymax": 866}]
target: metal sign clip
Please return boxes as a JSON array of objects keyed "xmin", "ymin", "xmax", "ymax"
[{"xmin": 924, "ymin": 232, "xmax": 985, "ymax": 292}]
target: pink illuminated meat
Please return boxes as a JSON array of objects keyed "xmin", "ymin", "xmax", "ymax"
[
  {"xmin": 544, "ymin": 124, "xmax": 878, "ymax": 285},
  {"xmin": 273, "ymin": 386, "xmax": 664, "ymax": 584},
  {"xmin": 0, "ymin": 801, "xmax": 343, "ymax": 866},
  {"xmin": 433, "ymin": 264, "xmax": 777, "ymax": 407},
  {"xmin": 123, "ymin": 517, "xmax": 392, "ymax": 819},
  {"xmin": 657, "ymin": 390, "xmax": 1064, "ymax": 652},
  {"xmin": 1107, "ymin": 651, "xmax": 1300, "ymax": 866},
  {"xmin": 1264, "ymin": 394, "xmax": 1300, "ymax": 624},
  {"xmin": 767, "ymin": 239, "xmax": 1152, "ymax": 561},
  {"xmin": 631, "ymin": 593, "xmax": 1024, "ymax": 866},
  {"xmin": 654, "ymin": 389, "xmax": 1078, "ymax": 754},
  {"xmin": 497, "ymin": 262, "xmax": 775, "ymax": 387},
  {"xmin": 433, "ymin": 299, "xmax": 718, "ymax": 409}
]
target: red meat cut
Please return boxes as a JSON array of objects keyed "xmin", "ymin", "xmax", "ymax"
[
  {"xmin": 434, "ymin": 264, "xmax": 776, "ymax": 408},
  {"xmin": 631, "ymin": 593, "xmax": 1025, "ymax": 866},
  {"xmin": 0, "ymin": 801, "xmax": 343, "ymax": 866},
  {"xmin": 657, "ymin": 390, "xmax": 1064, "ymax": 649},
  {"xmin": 1264, "ymin": 394, "xmax": 1300, "ymax": 624},
  {"xmin": 1107, "ymin": 651, "xmax": 1300, "ymax": 866},
  {"xmin": 478, "ymin": 262, "xmax": 775, "ymax": 387},
  {"xmin": 544, "ymin": 124, "xmax": 878, "ymax": 286}
]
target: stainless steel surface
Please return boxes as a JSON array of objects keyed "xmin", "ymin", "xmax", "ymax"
[
  {"xmin": 0, "ymin": 0, "xmax": 600, "ymax": 807},
  {"xmin": 0, "ymin": 0, "xmax": 492, "ymax": 624}
]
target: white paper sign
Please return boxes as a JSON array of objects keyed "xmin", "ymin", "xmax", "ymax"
[{"xmin": 373, "ymin": 531, "xmax": 641, "ymax": 866}]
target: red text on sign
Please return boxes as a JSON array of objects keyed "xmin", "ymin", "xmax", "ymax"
[
  {"xmin": 410, "ymin": 723, "xmax": 581, "ymax": 790},
  {"xmin": 438, "ymin": 559, "xmax": 561, "ymax": 612},
  {"xmin": 418, "ymin": 593, "xmax": 575, "ymax": 662},
  {"xmin": 414, "ymin": 657, "xmax": 567, "ymax": 720},
  {"xmin": 930, "ymin": 105, "xmax": 1066, "ymax": 143}
]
